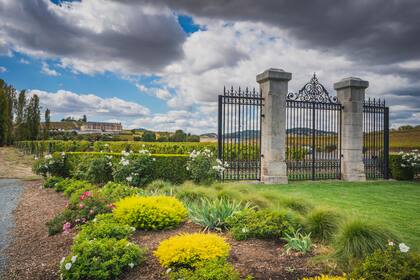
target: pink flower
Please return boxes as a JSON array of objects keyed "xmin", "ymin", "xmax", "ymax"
[
  {"xmin": 63, "ymin": 222, "xmax": 71, "ymax": 234},
  {"xmin": 107, "ymin": 203, "xmax": 115, "ymax": 209},
  {"xmin": 79, "ymin": 203, "xmax": 84, "ymax": 209},
  {"xmin": 89, "ymin": 209, "xmax": 95, "ymax": 215}
]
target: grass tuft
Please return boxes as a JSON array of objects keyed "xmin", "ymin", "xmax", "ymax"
[{"xmin": 304, "ymin": 208, "xmax": 342, "ymax": 243}]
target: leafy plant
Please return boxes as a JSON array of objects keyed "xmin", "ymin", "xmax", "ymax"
[
  {"xmin": 113, "ymin": 195, "xmax": 187, "ymax": 230},
  {"xmin": 169, "ymin": 259, "xmax": 246, "ymax": 280},
  {"xmin": 186, "ymin": 149, "xmax": 228, "ymax": 184},
  {"xmin": 226, "ymin": 209, "xmax": 296, "ymax": 241},
  {"xmin": 100, "ymin": 182, "xmax": 139, "ymax": 202},
  {"xmin": 43, "ymin": 176, "xmax": 64, "ymax": 188},
  {"xmin": 74, "ymin": 214, "xmax": 135, "ymax": 244},
  {"xmin": 154, "ymin": 233, "xmax": 230, "ymax": 269},
  {"xmin": 60, "ymin": 238, "xmax": 146, "ymax": 280},
  {"xmin": 350, "ymin": 242, "xmax": 420, "ymax": 279},
  {"xmin": 302, "ymin": 275, "xmax": 346, "ymax": 280},
  {"xmin": 333, "ymin": 219, "xmax": 398, "ymax": 265},
  {"xmin": 46, "ymin": 208, "xmax": 78, "ymax": 235},
  {"xmin": 187, "ymin": 197, "xmax": 251, "ymax": 231},
  {"xmin": 282, "ymin": 229, "xmax": 312, "ymax": 254},
  {"xmin": 85, "ymin": 155, "xmax": 114, "ymax": 185},
  {"xmin": 33, "ymin": 152, "xmax": 69, "ymax": 177},
  {"xmin": 304, "ymin": 208, "xmax": 341, "ymax": 243},
  {"xmin": 112, "ymin": 151, "xmax": 155, "ymax": 187}
]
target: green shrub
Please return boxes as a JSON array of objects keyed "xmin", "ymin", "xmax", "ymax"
[
  {"xmin": 93, "ymin": 141, "xmax": 217, "ymax": 154},
  {"xmin": 60, "ymin": 238, "xmax": 146, "ymax": 280},
  {"xmin": 282, "ymin": 229, "xmax": 312, "ymax": 254},
  {"xmin": 68, "ymin": 185, "xmax": 99, "ymax": 208},
  {"xmin": 154, "ymin": 233, "xmax": 230, "ymax": 269},
  {"xmin": 85, "ymin": 155, "xmax": 114, "ymax": 185},
  {"xmin": 187, "ymin": 197, "xmax": 251, "ymax": 231},
  {"xmin": 113, "ymin": 196, "xmax": 188, "ymax": 230},
  {"xmin": 350, "ymin": 242, "xmax": 420, "ymax": 279},
  {"xmin": 62, "ymin": 180, "xmax": 94, "ymax": 198},
  {"xmin": 226, "ymin": 209, "xmax": 296, "ymax": 240},
  {"xmin": 46, "ymin": 208, "xmax": 78, "ymax": 235},
  {"xmin": 74, "ymin": 214, "xmax": 135, "ymax": 244},
  {"xmin": 16, "ymin": 140, "xmax": 91, "ymax": 156},
  {"xmin": 389, "ymin": 153, "xmax": 415, "ymax": 180},
  {"xmin": 33, "ymin": 153, "xmax": 70, "ymax": 177},
  {"xmin": 169, "ymin": 259, "xmax": 244, "ymax": 280},
  {"xmin": 54, "ymin": 178, "xmax": 77, "ymax": 192},
  {"xmin": 186, "ymin": 149, "xmax": 227, "ymax": 184},
  {"xmin": 100, "ymin": 182, "xmax": 139, "ymax": 202},
  {"xmin": 334, "ymin": 219, "xmax": 398, "ymax": 265},
  {"xmin": 146, "ymin": 179, "xmax": 174, "ymax": 190},
  {"xmin": 113, "ymin": 151, "xmax": 155, "ymax": 187},
  {"xmin": 43, "ymin": 176, "xmax": 64, "ymax": 188},
  {"xmin": 304, "ymin": 208, "xmax": 341, "ymax": 243}
]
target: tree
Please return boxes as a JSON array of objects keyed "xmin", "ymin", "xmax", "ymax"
[
  {"xmin": 171, "ymin": 129, "xmax": 187, "ymax": 142},
  {"xmin": 142, "ymin": 131, "xmax": 156, "ymax": 142},
  {"xmin": 15, "ymin": 90, "xmax": 27, "ymax": 141},
  {"xmin": 26, "ymin": 94, "xmax": 41, "ymax": 140},
  {"xmin": 82, "ymin": 114, "xmax": 87, "ymax": 122},
  {"xmin": 0, "ymin": 83, "xmax": 8, "ymax": 146},
  {"xmin": 44, "ymin": 108, "xmax": 50, "ymax": 140}
]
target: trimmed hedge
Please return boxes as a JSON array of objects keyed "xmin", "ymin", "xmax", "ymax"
[
  {"xmin": 64, "ymin": 152, "xmax": 190, "ymax": 184},
  {"xmin": 93, "ymin": 141, "xmax": 216, "ymax": 154},
  {"xmin": 15, "ymin": 140, "xmax": 91, "ymax": 156}
]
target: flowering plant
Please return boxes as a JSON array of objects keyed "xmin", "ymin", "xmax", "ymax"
[
  {"xmin": 399, "ymin": 150, "xmax": 420, "ymax": 169},
  {"xmin": 85, "ymin": 155, "xmax": 114, "ymax": 185},
  {"xmin": 186, "ymin": 149, "xmax": 228, "ymax": 184},
  {"xmin": 33, "ymin": 152, "xmax": 69, "ymax": 177},
  {"xmin": 112, "ymin": 150, "xmax": 155, "ymax": 187}
]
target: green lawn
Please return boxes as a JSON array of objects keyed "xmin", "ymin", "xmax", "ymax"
[{"xmin": 259, "ymin": 180, "xmax": 420, "ymax": 251}]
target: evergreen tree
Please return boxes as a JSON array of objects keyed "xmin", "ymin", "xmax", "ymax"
[
  {"xmin": 44, "ymin": 108, "xmax": 50, "ymax": 140},
  {"xmin": 82, "ymin": 114, "xmax": 87, "ymax": 122},
  {"xmin": 26, "ymin": 94, "xmax": 41, "ymax": 140},
  {"xmin": 15, "ymin": 90, "xmax": 27, "ymax": 141},
  {"xmin": 0, "ymin": 81, "xmax": 8, "ymax": 146}
]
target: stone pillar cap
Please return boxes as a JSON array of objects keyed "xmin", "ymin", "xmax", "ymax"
[
  {"xmin": 256, "ymin": 68, "xmax": 292, "ymax": 83},
  {"xmin": 334, "ymin": 77, "xmax": 369, "ymax": 90}
]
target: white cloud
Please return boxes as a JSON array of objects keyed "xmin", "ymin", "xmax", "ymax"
[
  {"xmin": 28, "ymin": 89, "xmax": 150, "ymax": 118},
  {"xmin": 41, "ymin": 62, "xmax": 60, "ymax": 76},
  {"xmin": 19, "ymin": 58, "xmax": 30, "ymax": 64},
  {"xmin": 0, "ymin": 66, "xmax": 6, "ymax": 73},
  {"xmin": 135, "ymin": 84, "xmax": 172, "ymax": 100}
]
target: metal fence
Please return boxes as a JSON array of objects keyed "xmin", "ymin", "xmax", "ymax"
[{"xmin": 217, "ymin": 87, "xmax": 263, "ymax": 180}]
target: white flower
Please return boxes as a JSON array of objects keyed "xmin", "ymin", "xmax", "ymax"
[
  {"xmin": 71, "ymin": 255, "xmax": 77, "ymax": 263},
  {"xmin": 65, "ymin": 262, "xmax": 72, "ymax": 270},
  {"xmin": 126, "ymin": 176, "xmax": 133, "ymax": 182},
  {"xmin": 60, "ymin": 257, "xmax": 65, "ymax": 264},
  {"xmin": 186, "ymin": 166, "xmax": 190, "ymax": 171},
  {"xmin": 152, "ymin": 158, "xmax": 156, "ymax": 161},
  {"xmin": 128, "ymin": 263, "xmax": 135, "ymax": 269},
  {"xmin": 130, "ymin": 227, "xmax": 136, "ymax": 232},
  {"xmin": 120, "ymin": 159, "xmax": 130, "ymax": 166},
  {"xmin": 34, "ymin": 156, "xmax": 39, "ymax": 160},
  {"xmin": 399, "ymin": 243, "xmax": 410, "ymax": 253},
  {"xmin": 44, "ymin": 154, "xmax": 53, "ymax": 159},
  {"xmin": 388, "ymin": 241, "xmax": 394, "ymax": 246},
  {"xmin": 61, "ymin": 152, "xmax": 66, "ymax": 157}
]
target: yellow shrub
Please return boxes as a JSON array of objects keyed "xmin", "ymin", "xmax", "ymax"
[
  {"xmin": 154, "ymin": 233, "xmax": 230, "ymax": 268},
  {"xmin": 302, "ymin": 275, "xmax": 346, "ymax": 280},
  {"xmin": 113, "ymin": 196, "xmax": 187, "ymax": 230}
]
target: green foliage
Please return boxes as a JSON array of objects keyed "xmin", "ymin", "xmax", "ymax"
[
  {"xmin": 113, "ymin": 196, "xmax": 188, "ymax": 230},
  {"xmin": 187, "ymin": 197, "xmax": 251, "ymax": 231},
  {"xmin": 187, "ymin": 149, "xmax": 227, "ymax": 184},
  {"xmin": 304, "ymin": 208, "xmax": 341, "ymax": 243},
  {"xmin": 85, "ymin": 155, "xmax": 114, "ymax": 185},
  {"xmin": 282, "ymin": 229, "xmax": 312, "ymax": 254},
  {"xmin": 390, "ymin": 153, "xmax": 416, "ymax": 180},
  {"xmin": 112, "ymin": 152, "xmax": 155, "ymax": 187},
  {"xmin": 226, "ymin": 209, "xmax": 296, "ymax": 240},
  {"xmin": 146, "ymin": 179, "xmax": 174, "ymax": 190},
  {"xmin": 334, "ymin": 219, "xmax": 398, "ymax": 265},
  {"xmin": 46, "ymin": 208, "xmax": 78, "ymax": 235},
  {"xmin": 169, "ymin": 259, "xmax": 245, "ymax": 280},
  {"xmin": 350, "ymin": 243, "xmax": 420, "ymax": 280},
  {"xmin": 60, "ymin": 238, "xmax": 146, "ymax": 280},
  {"xmin": 33, "ymin": 153, "xmax": 70, "ymax": 177},
  {"xmin": 280, "ymin": 197, "xmax": 313, "ymax": 214},
  {"xmin": 100, "ymin": 182, "xmax": 139, "ymax": 202},
  {"xmin": 93, "ymin": 141, "xmax": 216, "ymax": 154},
  {"xmin": 15, "ymin": 140, "xmax": 91, "ymax": 156},
  {"xmin": 62, "ymin": 180, "xmax": 94, "ymax": 198},
  {"xmin": 43, "ymin": 176, "xmax": 64, "ymax": 188},
  {"xmin": 286, "ymin": 146, "xmax": 309, "ymax": 160},
  {"xmin": 74, "ymin": 214, "xmax": 135, "ymax": 244}
]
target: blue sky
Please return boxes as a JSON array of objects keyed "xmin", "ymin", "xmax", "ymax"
[{"xmin": 0, "ymin": 0, "xmax": 419, "ymax": 132}]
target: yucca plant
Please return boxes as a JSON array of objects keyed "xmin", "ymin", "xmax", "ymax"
[
  {"xmin": 187, "ymin": 197, "xmax": 252, "ymax": 231},
  {"xmin": 282, "ymin": 228, "xmax": 312, "ymax": 254}
]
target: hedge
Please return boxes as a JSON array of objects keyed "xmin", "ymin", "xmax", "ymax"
[
  {"xmin": 389, "ymin": 154, "xmax": 415, "ymax": 180},
  {"xmin": 15, "ymin": 140, "xmax": 91, "ymax": 156},
  {"xmin": 93, "ymin": 141, "xmax": 217, "ymax": 154},
  {"xmin": 63, "ymin": 152, "xmax": 190, "ymax": 184}
]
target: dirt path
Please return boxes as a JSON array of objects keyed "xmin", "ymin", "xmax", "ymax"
[{"xmin": 0, "ymin": 147, "xmax": 39, "ymax": 180}]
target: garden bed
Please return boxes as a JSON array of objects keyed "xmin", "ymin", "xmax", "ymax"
[{"xmin": 3, "ymin": 181, "xmax": 321, "ymax": 280}]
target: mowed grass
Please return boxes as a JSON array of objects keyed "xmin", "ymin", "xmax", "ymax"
[{"xmin": 258, "ymin": 180, "xmax": 420, "ymax": 251}]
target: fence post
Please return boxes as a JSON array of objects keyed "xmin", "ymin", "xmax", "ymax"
[
  {"xmin": 334, "ymin": 77, "xmax": 368, "ymax": 181},
  {"xmin": 256, "ymin": 68, "xmax": 291, "ymax": 184}
]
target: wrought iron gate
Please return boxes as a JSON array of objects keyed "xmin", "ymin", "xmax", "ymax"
[
  {"xmin": 217, "ymin": 87, "xmax": 263, "ymax": 180},
  {"xmin": 363, "ymin": 98, "xmax": 389, "ymax": 179},
  {"xmin": 286, "ymin": 74, "xmax": 342, "ymax": 180}
]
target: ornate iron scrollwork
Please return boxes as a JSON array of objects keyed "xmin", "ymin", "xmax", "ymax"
[{"xmin": 287, "ymin": 74, "xmax": 338, "ymax": 103}]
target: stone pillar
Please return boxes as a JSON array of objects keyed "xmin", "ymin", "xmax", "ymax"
[
  {"xmin": 334, "ymin": 77, "xmax": 368, "ymax": 181},
  {"xmin": 256, "ymin": 68, "xmax": 291, "ymax": 184}
]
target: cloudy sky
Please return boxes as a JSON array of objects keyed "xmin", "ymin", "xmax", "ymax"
[{"xmin": 0, "ymin": 0, "xmax": 419, "ymax": 133}]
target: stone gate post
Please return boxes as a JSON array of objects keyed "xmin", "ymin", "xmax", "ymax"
[
  {"xmin": 334, "ymin": 77, "xmax": 368, "ymax": 181},
  {"xmin": 256, "ymin": 68, "xmax": 291, "ymax": 184}
]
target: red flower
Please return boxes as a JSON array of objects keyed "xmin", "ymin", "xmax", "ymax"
[{"xmin": 107, "ymin": 203, "xmax": 115, "ymax": 209}]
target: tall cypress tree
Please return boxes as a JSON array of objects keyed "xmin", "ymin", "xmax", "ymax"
[
  {"xmin": 15, "ymin": 90, "xmax": 27, "ymax": 141},
  {"xmin": 26, "ymin": 94, "xmax": 41, "ymax": 140},
  {"xmin": 0, "ymin": 81, "xmax": 8, "ymax": 146},
  {"xmin": 44, "ymin": 108, "xmax": 50, "ymax": 140},
  {"xmin": 5, "ymin": 84, "xmax": 16, "ymax": 144}
]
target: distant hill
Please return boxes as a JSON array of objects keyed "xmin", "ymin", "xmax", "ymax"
[{"xmin": 200, "ymin": 133, "xmax": 217, "ymax": 138}]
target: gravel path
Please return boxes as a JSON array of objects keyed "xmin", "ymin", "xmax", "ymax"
[{"xmin": 0, "ymin": 179, "xmax": 24, "ymax": 277}]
